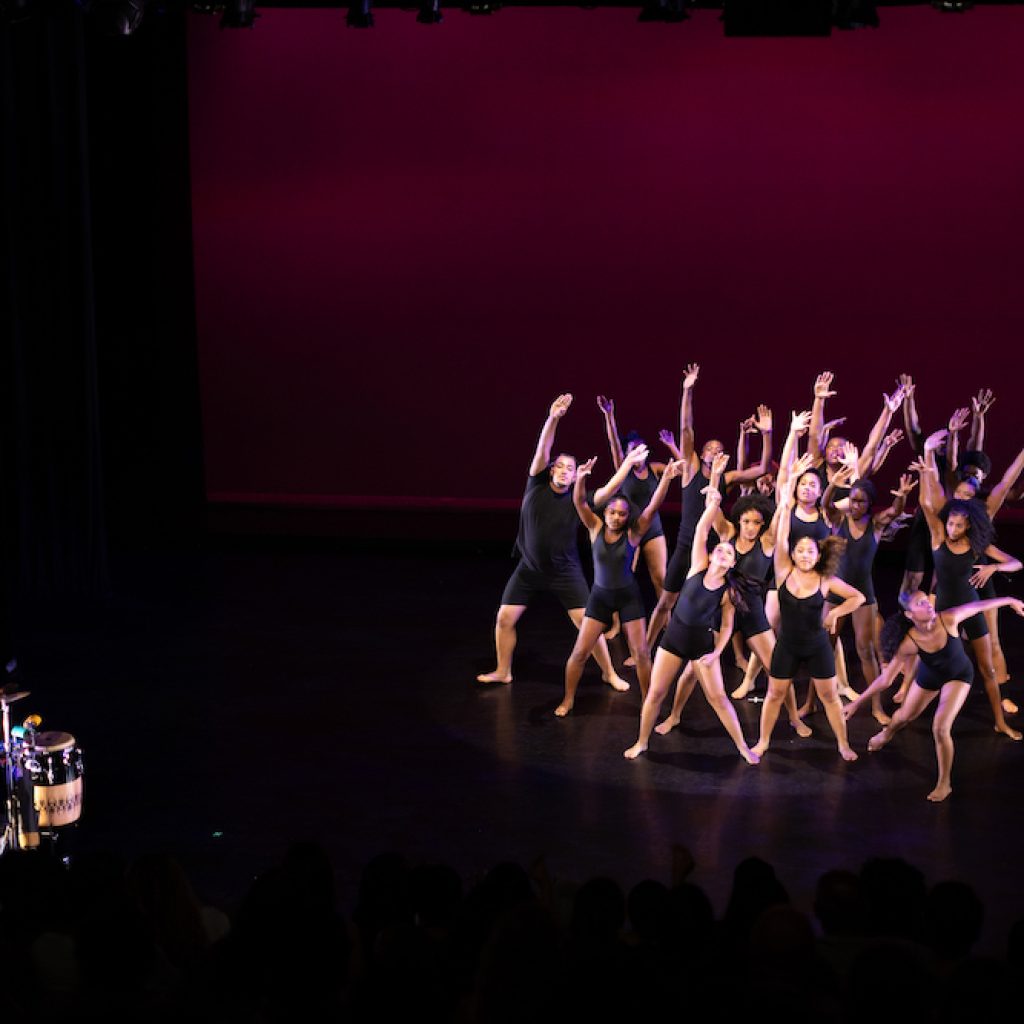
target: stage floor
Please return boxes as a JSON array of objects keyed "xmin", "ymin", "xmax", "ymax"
[{"xmin": 13, "ymin": 541, "xmax": 1024, "ymax": 953}]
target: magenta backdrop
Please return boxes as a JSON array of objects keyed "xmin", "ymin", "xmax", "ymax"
[{"xmin": 187, "ymin": 8, "xmax": 1024, "ymax": 507}]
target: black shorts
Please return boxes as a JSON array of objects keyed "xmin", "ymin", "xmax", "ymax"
[
  {"xmin": 958, "ymin": 611, "xmax": 989, "ymax": 642},
  {"xmin": 663, "ymin": 544, "xmax": 692, "ymax": 595},
  {"xmin": 770, "ymin": 637, "xmax": 836, "ymax": 680},
  {"xmin": 500, "ymin": 563, "xmax": 590, "ymax": 611},
  {"xmin": 584, "ymin": 583, "xmax": 647, "ymax": 628},
  {"xmin": 660, "ymin": 618, "xmax": 715, "ymax": 661},
  {"xmin": 735, "ymin": 603, "xmax": 771, "ymax": 641}
]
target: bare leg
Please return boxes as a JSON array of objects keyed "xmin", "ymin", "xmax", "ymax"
[
  {"xmin": 746, "ymin": 632, "xmax": 810, "ymax": 737},
  {"xmin": 655, "ymin": 660, "xmax": 699, "ymax": 735},
  {"xmin": 834, "ymin": 635, "xmax": 858, "ymax": 702},
  {"xmin": 556, "ymin": 617, "xmax": 609, "ymax": 716},
  {"xmin": 813, "ymin": 677, "xmax": 858, "ymax": 761},
  {"xmin": 624, "ymin": 538, "xmax": 668, "ymax": 669},
  {"xmin": 731, "ymin": 652, "xmax": 760, "ymax": 699},
  {"xmin": 971, "ymin": 634, "xmax": 1021, "ymax": 739},
  {"xmin": 568, "ymin": 607, "xmax": 629, "ymax": 692},
  {"xmin": 477, "ymin": 604, "xmax": 527, "ymax": 683},
  {"xmin": 646, "ymin": 589, "xmax": 679, "ymax": 656},
  {"xmin": 604, "ymin": 612, "xmax": 621, "ymax": 641},
  {"xmin": 900, "ymin": 569, "xmax": 924, "ymax": 598},
  {"xmin": 868, "ymin": 682, "xmax": 936, "ymax": 752},
  {"xmin": 732, "ymin": 633, "xmax": 750, "ymax": 673},
  {"xmin": 984, "ymin": 606, "xmax": 1014, "ymax": 710},
  {"xmin": 853, "ymin": 605, "xmax": 889, "ymax": 725},
  {"xmin": 625, "ymin": 648, "xmax": 685, "ymax": 759},
  {"xmin": 928, "ymin": 681, "xmax": 971, "ymax": 801},
  {"xmin": 752, "ymin": 677, "xmax": 792, "ymax": 756},
  {"xmin": 622, "ymin": 620, "xmax": 652, "ymax": 699},
  {"xmin": 694, "ymin": 659, "xmax": 760, "ymax": 764}
]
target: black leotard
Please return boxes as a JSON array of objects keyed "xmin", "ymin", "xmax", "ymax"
[
  {"xmin": 908, "ymin": 623, "xmax": 974, "ymax": 690},
  {"xmin": 732, "ymin": 539, "xmax": 772, "ymax": 638},
  {"xmin": 593, "ymin": 531, "xmax": 638, "ymax": 590},
  {"xmin": 770, "ymin": 575, "xmax": 835, "ymax": 679},
  {"xmin": 661, "ymin": 570, "xmax": 725, "ymax": 661},
  {"xmin": 664, "ymin": 469, "xmax": 710, "ymax": 593},
  {"xmin": 789, "ymin": 508, "xmax": 830, "ymax": 547},
  {"xmin": 933, "ymin": 542, "xmax": 988, "ymax": 641},
  {"xmin": 621, "ymin": 469, "xmax": 664, "ymax": 543},
  {"xmin": 833, "ymin": 518, "xmax": 878, "ymax": 606}
]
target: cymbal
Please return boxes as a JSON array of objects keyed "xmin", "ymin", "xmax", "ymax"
[{"xmin": 0, "ymin": 689, "xmax": 29, "ymax": 703}]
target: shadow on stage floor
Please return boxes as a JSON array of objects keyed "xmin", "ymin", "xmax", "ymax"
[{"xmin": 12, "ymin": 539, "xmax": 1024, "ymax": 952}]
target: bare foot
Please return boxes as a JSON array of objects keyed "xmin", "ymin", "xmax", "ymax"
[
  {"xmin": 1001, "ymin": 698, "xmax": 1019, "ymax": 714},
  {"xmin": 477, "ymin": 671, "xmax": 512, "ymax": 684},
  {"xmin": 604, "ymin": 615, "xmax": 621, "ymax": 641},
  {"xmin": 554, "ymin": 702, "xmax": 573, "ymax": 718},
  {"xmin": 735, "ymin": 655, "xmax": 750, "ymax": 673},
  {"xmin": 872, "ymin": 708, "xmax": 892, "ymax": 726},
  {"xmin": 623, "ymin": 742, "xmax": 647, "ymax": 760},
  {"xmin": 893, "ymin": 681, "xmax": 909, "ymax": 705},
  {"xmin": 624, "ymin": 656, "xmax": 637, "ymax": 668},
  {"xmin": 751, "ymin": 740, "xmax": 768, "ymax": 757},
  {"xmin": 790, "ymin": 719, "xmax": 813, "ymax": 738},
  {"xmin": 838, "ymin": 745, "xmax": 859, "ymax": 762},
  {"xmin": 926, "ymin": 783, "xmax": 952, "ymax": 802},
  {"xmin": 604, "ymin": 673, "xmax": 630, "ymax": 693},
  {"xmin": 995, "ymin": 722, "xmax": 1023, "ymax": 741},
  {"xmin": 797, "ymin": 704, "xmax": 813, "ymax": 720},
  {"xmin": 867, "ymin": 730, "xmax": 890, "ymax": 752},
  {"xmin": 731, "ymin": 681, "xmax": 754, "ymax": 700},
  {"xmin": 654, "ymin": 715, "xmax": 680, "ymax": 736},
  {"xmin": 741, "ymin": 747, "xmax": 761, "ymax": 765},
  {"xmin": 838, "ymin": 684, "xmax": 859, "ymax": 701}
]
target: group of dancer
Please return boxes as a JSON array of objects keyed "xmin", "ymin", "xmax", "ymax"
[{"xmin": 477, "ymin": 370, "xmax": 1024, "ymax": 801}]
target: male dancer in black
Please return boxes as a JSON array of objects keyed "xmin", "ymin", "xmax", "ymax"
[{"xmin": 477, "ymin": 394, "xmax": 628, "ymax": 691}]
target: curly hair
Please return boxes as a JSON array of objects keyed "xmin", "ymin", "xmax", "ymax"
[
  {"xmin": 731, "ymin": 494, "xmax": 776, "ymax": 534},
  {"xmin": 880, "ymin": 606, "xmax": 914, "ymax": 662},
  {"xmin": 962, "ymin": 450, "xmax": 992, "ymax": 478},
  {"xmin": 939, "ymin": 498, "xmax": 994, "ymax": 557},
  {"xmin": 788, "ymin": 534, "xmax": 846, "ymax": 578},
  {"xmin": 623, "ymin": 429, "xmax": 645, "ymax": 449},
  {"xmin": 595, "ymin": 493, "xmax": 640, "ymax": 529}
]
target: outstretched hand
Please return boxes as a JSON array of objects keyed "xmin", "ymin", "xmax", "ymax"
[
  {"xmin": 822, "ymin": 415, "xmax": 847, "ymax": 435},
  {"xmin": 972, "ymin": 388, "xmax": 995, "ymax": 416},
  {"xmin": 838, "ymin": 441, "xmax": 860, "ymax": 472},
  {"xmin": 898, "ymin": 373, "xmax": 915, "ymax": 400},
  {"xmin": 577, "ymin": 456, "xmax": 597, "ymax": 478},
  {"xmin": 740, "ymin": 415, "xmax": 757, "ymax": 435},
  {"xmin": 663, "ymin": 458, "xmax": 686, "ymax": 480},
  {"xmin": 880, "ymin": 427, "xmax": 904, "ymax": 451},
  {"xmin": 550, "ymin": 394, "xmax": 573, "ymax": 419},
  {"xmin": 792, "ymin": 451, "xmax": 816, "ymax": 478},
  {"xmin": 924, "ymin": 429, "xmax": 948, "ymax": 453},
  {"xmin": 658, "ymin": 428, "xmax": 677, "ymax": 448},
  {"xmin": 948, "ymin": 407, "xmax": 970, "ymax": 433},
  {"xmin": 682, "ymin": 363, "xmax": 700, "ymax": 390},
  {"xmin": 790, "ymin": 409, "xmax": 812, "ymax": 435},
  {"xmin": 892, "ymin": 474, "xmax": 918, "ymax": 498},
  {"xmin": 813, "ymin": 372, "xmax": 836, "ymax": 400},
  {"xmin": 596, "ymin": 395, "xmax": 614, "ymax": 415},
  {"xmin": 625, "ymin": 443, "xmax": 649, "ymax": 467},
  {"xmin": 883, "ymin": 384, "xmax": 906, "ymax": 414},
  {"xmin": 908, "ymin": 458, "xmax": 935, "ymax": 476},
  {"xmin": 701, "ymin": 484, "xmax": 722, "ymax": 507},
  {"xmin": 754, "ymin": 405, "xmax": 773, "ymax": 433},
  {"xmin": 710, "ymin": 452, "xmax": 730, "ymax": 477}
]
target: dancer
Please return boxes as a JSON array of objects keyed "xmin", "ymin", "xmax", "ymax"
[
  {"xmin": 555, "ymin": 450, "xmax": 684, "ymax": 716},
  {"xmin": 751, "ymin": 454, "xmax": 863, "ymax": 761},
  {"xmin": 845, "ymin": 592, "xmax": 1024, "ymax": 801},
  {"xmin": 477, "ymin": 394, "xmax": 627, "ymax": 690},
  {"xmin": 624, "ymin": 473, "xmax": 761, "ymax": 765},
  {"xmin": 646, "ymin": 363, "xmax": 772, "ymax": 654},
  {"xmin": 822, "ymin": 464, "xmax": 918, "ymax": 723},
  {"xmin": 917, "ymin": 433, "xmax": 1022, "ymax": 739},
  {"xmin": 595, "ymin": 396, "xmax": 668, "ymax": 599}
]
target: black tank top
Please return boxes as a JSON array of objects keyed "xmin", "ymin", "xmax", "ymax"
[
  {"xmin": 733, "ymin": 539, "xmax": 772, "ymax": 582},
  {"xmin": 593, "ymin": 530, "xmax": 638, "ymax": 590},
  {"xmin": 909, "ymin": 624, "xmax": 974, "ymax": 685},
  {"xmin": 933, "ymin": 542, "xmax": 977, "ymax": 610},
  {"xmin": 677, "ymin": 468, "xmax": 709, "ymax": 545},
  {"xmin": 622, "ymin": 468, "xmax": 662, "ymax": 535},
  {"xmin": 789, "ymin": 508, "xmax": 829, "ymax": 546},
  {"xmin": 675, "ymin": 570, "xmax": 726, "ymax": 628},
  {"xmin": 778, "ymin": 575, "xmax": 827, "ymax": 651}
]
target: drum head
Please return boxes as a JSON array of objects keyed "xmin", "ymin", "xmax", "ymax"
[{"xmin": 33, "ymin": 731, "xmax": 75, "ymax": 753}]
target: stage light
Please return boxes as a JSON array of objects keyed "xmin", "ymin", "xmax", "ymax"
[
  {"xmin": 220, "ymin": 0, "xmax": 257, "ymax": 27},
  {"xmin": 417, "ymin": 0, "xmax": 442, "ymax": 23},
  {"xmin": 347, "ymin": 0, "xmax": 373, "ymax": 27}
]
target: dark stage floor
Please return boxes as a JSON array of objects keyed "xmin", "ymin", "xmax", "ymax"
[{"xmin": 12, "ymin": 540, "xmax": 1024, "ymax": 953}]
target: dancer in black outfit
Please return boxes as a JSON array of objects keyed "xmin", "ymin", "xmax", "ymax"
[
  {"xmin": 478, "ymin": 394, "xmax": 626, "ymax": 690},
  {"xmin": 555, "ymin": 449, "xmax": 683, "ymax": 717},
  {"xmin": 846, "ymin": 591, "xmax": 1024, "ymax": 801},
  {"xmin": 752, "ymin": 454, "xmax": 864, "ymax": 761},
  {"xmin": 624, "ymin": 477, "xmax": 761, "ymax": 765}
]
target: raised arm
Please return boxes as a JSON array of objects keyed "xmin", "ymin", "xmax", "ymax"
[
  {"xmin": 529, "ymin": 393, "xmax": 573, "ymax": 476},
  {"xmin": 968, "ymin": 388, "xmax": 995, "ymax": 452},
  {"xmin": 944, "ymin": 406, "xmax": 970, "ymax": 495},
  {"xmin": 987, "ymin": 446, "xmax": 1024, "ymax": 518},
  {"xmin": 679, "ymin": 363, "xmax": 700, "ymax": 469},
  {"xmin": 596, "ymin": 395, "xmax": 625, "ymax": 470},
  {"xmin": 856, "ymin": 385, "xmax": 904, "ymax": 479},
  {"xmin": 572, "ymin": 458, "xmax": 603, "ymax": 533},
  {"xmin": 592, "ymin": 444, "xmax": 649, "ymax": 506},
  {"xmin": 822, "ymin": 465, "xmax": 857, "ymax": 528},
  {"xmin": 869, "ymin": 428, "xmax": 904, "ymax": 477},
  {"xmin": 899, "ymin": 374, "xmax": 924, "ymax": 457},
  {"xmin": 915, "ymin": 430, "xmax": 947, "ymax": 547},
  {"xmin": 808, "ymin": 371, "xmax": 836, "ymax": 465},
  {"xmin": 725, "ymin": 406, "xmax": 772, "ymax": 489},
  {"xmin": 633, "ymin": 459, "xmax": 685, "ymax": 539},
  {"xmin": 775, "ymin": 409, "xmax": 811, "ymax": 499},
  {"xmin": 658, "ymin": 428, "xmax": 683, "ymax": 463},
  {"xmin": 874, "ymin": 473, "xmax": 918, "ymax": 531},
  {"xmin": 689, "ymin": 480, "xmax": 723, "ymax": 575},
  {"xmin": 735, "ymin": 416, "xmax": 754, "ymax": 475},
  {"xmin": 773, "ymin": 451, "xmax": 814, "ymax": 579}
]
